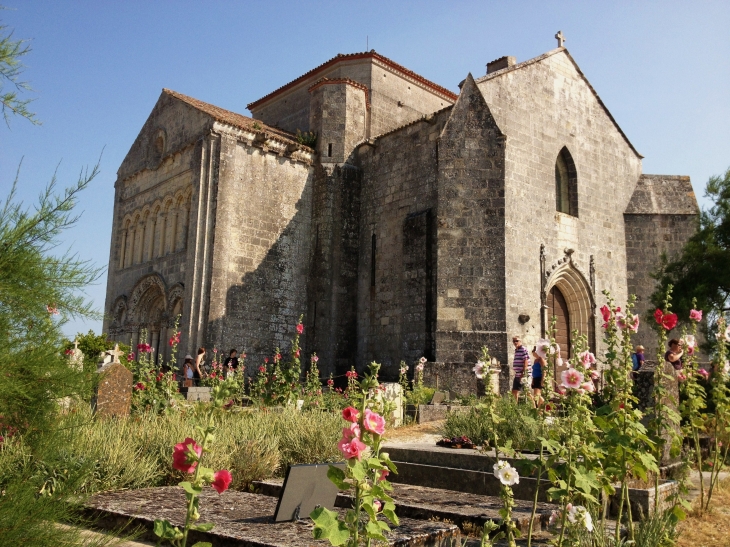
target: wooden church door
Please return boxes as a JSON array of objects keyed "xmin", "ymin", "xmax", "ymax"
[{"xmin": 548, "ymin": 286, "xmax": 571, "ymax": 358}]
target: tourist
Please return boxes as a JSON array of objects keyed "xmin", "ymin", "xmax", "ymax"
[
  {"xmin": 223, "ymin": 349, "xmax": 239, "ymax": 377},
  {"xmin": 194, "ymin": 347, "xmax": 205, "ymax": 383},
  {"xmin": 511, "ymin": 336, "xmax": 530, "ymax": 400},
  {"xmin": 531, "ymin": 347, "xmax": 545, "ymax": 407},
  {"xmin": 631, "ymin": 345, "xmax": 645, "ymax": 379},
  {"xmin": 183, "ymin": 355, "xmax": 195, "ymax": 386},
  {"xmin": 665, "ymin": 339, "xmax": 684, "ymax": 371}
]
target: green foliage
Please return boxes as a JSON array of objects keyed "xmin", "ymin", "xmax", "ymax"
[
  {"xmin": 441, "ymin": 396, "xmax": 547, "ymax": 450},
  {"xmin": 651, "ymin": 166, "xmax": 730, "ymax": 322},
  {"xmin": 0, "ymin": 14, "xmax": 38, "ymax": 126},
  {"xmin": 295, "ymin": 129, "xmax": 317, "ymax": 148},
  {"xmin": 130, "ymin": 328, "xmax": 184, "ymax": 414}
]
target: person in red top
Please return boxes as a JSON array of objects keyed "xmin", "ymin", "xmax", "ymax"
[{"xmin": 511, "ymin": 336, "xmax": 530, "ymax": 400}]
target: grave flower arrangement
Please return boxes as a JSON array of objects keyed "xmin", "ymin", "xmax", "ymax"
[
  {"xmin": 311, "ymin": 361, "xmax": 399, "ymax": 547},
  {"xmin": 153, "ymin": 380, "xmax": 238, "ymax": 547}
]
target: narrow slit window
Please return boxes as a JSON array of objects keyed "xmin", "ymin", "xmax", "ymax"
[
  {"xmin": 370, "ymin": 233, "xmax": 376, "ymax": 287},
  {"xmin": 555, "ymin": 147, "xmax": 578, "ymax": 217},
  {"xmin": 328, "ymin": 143, "xmax": 333, "ymax": 157}
]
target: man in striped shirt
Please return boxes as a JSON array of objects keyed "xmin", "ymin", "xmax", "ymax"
[{"xmin": 511, "ymin": 336, "xmax": 530, "ymax": 400}]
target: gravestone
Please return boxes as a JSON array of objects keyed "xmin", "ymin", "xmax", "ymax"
[
  {"xmin": 68, "ymin": 339, "xmax": 84, "ymax": 371},
  {"xmin": 380, "ymin": 383, "xmax": 403, "ymax": 427},
  {"xmin": 93, "ymin": 344, "xmax": 133, "ymax": 418},
  {"xmin": 429, "ymin": 391, "xmax": 448, "ymax": 405}
]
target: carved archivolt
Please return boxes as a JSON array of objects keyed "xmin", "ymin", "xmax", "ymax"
[
  {"xmin": 118, "ymin": 187, "xmax": 192, "ymax": 269},
  {"xmin": 110, "ymin": 274, "xmax": 185, "ymax": 335}
]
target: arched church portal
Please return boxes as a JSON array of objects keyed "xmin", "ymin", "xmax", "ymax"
[{"xmin": 544, "ymin": 262, "xmax": 595, "ymax": 359}]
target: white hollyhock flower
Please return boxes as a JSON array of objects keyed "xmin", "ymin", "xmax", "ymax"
[
  {"xmin": 473, "ymin": 360, "xmax": 487, "ymax": 379},
  {"xmin": 567, "ymin": 505, "xmax": 593, "ymax": 532},
  {"xmin": 493, "ymin": 460, "xmax": 519, "ymax": 486}
]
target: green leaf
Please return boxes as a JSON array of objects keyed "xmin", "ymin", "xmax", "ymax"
[
  {"xmin": 382, "ymin": 507, "xmax": 399, "ymax": 525},
  {"xmin": 190, "ymin": 522, "xmax": 215, "ymax": 532},
  {"xmin": 179, "ymin": 481, "xmax": 202, "ymax": 496},
  {"xmin": 310, "ymin": 506, "xmax": 350, "ymax": 546},
  {"xmin": 349, "ymin": 460, "xmax": 367, "ymax": 481},
  {"xmin": 365, "ymin": 520, "xmax": 387, "ymax": 541},
  {"xmin": 191, "ymin": 543, "xmax": 213, "ymax": 547},
  {"xmin": 153, "ymin": 519, "xmax": 183, "ymax": 541},
  {"xmin": 327, "ymin": 465, "xmax": 349, "ymax": 490}
]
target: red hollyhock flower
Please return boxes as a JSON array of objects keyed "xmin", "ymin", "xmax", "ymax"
[
  {"xmin": 172, "ymin": 438, "xmax": 202, "ymax": 473},
  {"xmin": 342, "ymin": 406, "xmax": 360, "ymax": 423},
  {"xmin": 211, "ymin": 469, "xmax": 232, "ymax": 493},
  {"xmin": 654, "ymin": 309, "xmax": 664, "ymax": 325},
  {"xmin": 296, "ymin": 323, "xmax": 304, "ymax": 335},
  {"xmin": 600, "ymin": 305, "xmax": 611, "ymax": 323}
]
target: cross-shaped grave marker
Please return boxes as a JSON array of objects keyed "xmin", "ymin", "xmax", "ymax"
[
  {"xmin": 555, "ymin": 30, "xmax": 566, "ymax": 48},
  {"xmin": 107, "ymin": 343, "xmax": 125, "ymax": 364}
]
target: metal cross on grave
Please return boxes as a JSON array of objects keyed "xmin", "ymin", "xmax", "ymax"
[
  {"xmin": 108, "ymin": 343, "xmax": 124, "ymax": 364},
  {"xmin": 555, "ymin": 30, "xmax": 566, "ymax": 48}
]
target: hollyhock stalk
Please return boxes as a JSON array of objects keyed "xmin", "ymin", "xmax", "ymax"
[{"xmin": 706, "ymin": 316, "xmax": 730, "ymax": 510}]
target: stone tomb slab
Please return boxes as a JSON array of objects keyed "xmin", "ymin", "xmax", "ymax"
[
  {"xmin": 93, "ymin": 362, "xmax": 133, "ymax": 418},
  {"xmin": 85, "ymin": 487, "xmax": 458, "ymax": 547},
  {"xmin": 253, "ymin": 479, "xmax": 557, "ymax": 533}
]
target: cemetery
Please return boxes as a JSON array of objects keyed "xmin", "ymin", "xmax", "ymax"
[{"xmin": 0, "ymin": 299, "xmax": 726, "ymax": 547}]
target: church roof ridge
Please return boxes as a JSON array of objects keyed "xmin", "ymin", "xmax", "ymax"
[
  {"xmin": 162, "ymin": 88, "xmax": 303, "ymax": 146},
  {"xmin": 246, "ymin": 51, "xmax": 458, "ymax": 110},
  {"xmin": 357, "ymin": 104, "xmax": 454, "ymax": 146},
  {"xmin": 475, "ymin": 48, "xmax": 643, "ymax": 159}
]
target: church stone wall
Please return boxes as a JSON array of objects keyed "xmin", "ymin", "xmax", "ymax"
[
  {"xmin": 625, "ymin": 174, "xmax": 699, "ymax": 356},
  {"xmin": 477, "ymin": 50, "xmax": 643, "ymax": 371},
  {"xmin": 354, "ymin": 109, "xmax": 451, "ymax": 379},
  {"xmin": 434, "ymin": 76, "xmax": 507, "ymax": 394},
  {"xmin": 205, "ymin": 134, "xmax": 314, "ymax": 372}
]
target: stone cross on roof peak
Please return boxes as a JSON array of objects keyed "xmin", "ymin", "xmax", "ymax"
[
  {"xmin": 555, "ymin": 30, "xmax": 566, "ymax": 48},
  {"xmin": 74, "ymin": 339, "xmax": 79, "ymax": 351},
  {"xmin": 108, "ymin": 344, "xmax": 124, "ymax": 364}
]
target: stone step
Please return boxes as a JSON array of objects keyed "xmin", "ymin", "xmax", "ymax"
[
  {"xmin": 84, "ymin": 486, "xmax": 458, "ymax": 547},
  {"xmin": 384, "ymin": 443, "xmax": 534, "ymax": 473},
  {"xmin": 253, "ymin": 478, "xmax": 557, "ymax": 534}
]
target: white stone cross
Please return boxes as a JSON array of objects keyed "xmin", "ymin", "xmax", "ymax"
[
  {"xmin": 555, "ymin": 30, "xmax": 566, "ymax": 48},
  {"xmin": 74, "ymin": 339, "xmax": 79, "ymax": 351},
  {"xmin": 108, "ymin": 343, "xmax": 124, "ymax": 364}
]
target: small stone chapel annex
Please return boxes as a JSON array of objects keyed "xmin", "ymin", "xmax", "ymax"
[{"xmin": 103, "ymin": 41, "xmax": 698, "ymax": 392}]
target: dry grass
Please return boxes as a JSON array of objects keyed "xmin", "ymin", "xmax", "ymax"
[
  {"xmin": 677, "ymin": 478, "xmax": 730, "ymax": 547},
  {"xmin": 386, "ymin": 420, "xmax": 443, "ymax": 443}
]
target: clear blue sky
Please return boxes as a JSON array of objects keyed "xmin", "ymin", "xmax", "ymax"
[{"xmin": 2, "ymin": 1, "xmax": 729, "ymax": 338}]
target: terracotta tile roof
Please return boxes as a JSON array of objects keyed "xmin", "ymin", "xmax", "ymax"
[
  {"xmin": 162, "ymin": 88, "xmax": 301, "ymax": 144},
  {"xmin": 475, "ymin": 48, "xmax": 642, "ymax": 159},
  {"xmin": 246, "ymin": 51, "xmax": 458, "ymax": 110}
]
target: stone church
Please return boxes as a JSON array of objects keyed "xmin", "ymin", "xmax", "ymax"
[{"xmin": 103, "ymin": 42, "xmax": 698, "ymax": 391}]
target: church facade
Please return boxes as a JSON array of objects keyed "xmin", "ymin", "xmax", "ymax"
[{"xmin": 103, "ymin": 46, "xmax": 698, "ymax": 392}]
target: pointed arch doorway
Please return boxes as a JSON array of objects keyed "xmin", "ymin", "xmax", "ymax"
[{"xmin": 548, "ymin": 285, "xmax": 571, "ymax": 359}]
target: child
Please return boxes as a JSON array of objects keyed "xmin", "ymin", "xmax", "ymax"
[
  {"xmin": 531, "ymin": 347, "xmax": 545, "ymax": 407},
  {"xmin": 631, "ymin": 345, "xmax": 645, "ymax": 379}
]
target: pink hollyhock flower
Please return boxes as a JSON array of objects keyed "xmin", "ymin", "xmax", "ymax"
[
  {"xmin": 137, "ymin": 343, "xmax": 152, "ymax": 353},
  {"xmin": 276, "ymin": 353, "xmax": 282, "ymax": 361},
  {"xmin": 296, "ymin": 323, "xmax": 304, "ymax": 335},
  {"xmin": 600, "ymin": 305, "xmax": 611, "ymax": 324},
  {"xmin": 294, "ymin": 349, "xmax": 300, "ymax": 358},
  {"xmin": 379, "ymin": 469, "xmax": 390, "ymax": 481},
  {"xmin": 342, "ymin": 406, "xmax": 360, "ymax": 423},
  {"xmin": 698, "ymin": 368, "xmax": 710, "ymax": 381},
  {"xmin": 561, "ymin": 368, "xmax": 585, "ymax": 390},
  {"xmin": 677, "ymin": 372, "xmax": 687, "ymax": 382},
  {"xmin": 373, "ymin": 500, "xmax": 382, "ymax": 512},
  {"xmin": 556, "ymin": 357, "xmax": 564, "ymax": 367},
  {"xmin": 341, "ymin": 423, "xmax": 361, "ymax": 442},
  {"xmin": 580, "ymin": 381, "xmax": 595, "ymax": 393},
  {"xmin": 327, "ymin": 378, "xmax": 334, "ymax": 386},
  {"xmin": 134, "ymin": 382, "xmax": 145, "ymax": 390},
  {"xmin": 64, "ymin": 348, "xmax": 74, "ymax": 355},
  {"xmin": 338, "ymin": 437, "xmax": 367, "ymax": 460},
  {"xmin": 363, "ymin": 408, "xmax": 386, "ymax": 436},
  {"xmin": 654, "ymin": 310, "xmax": 678, "ymax": 330},
  {"xmin": 127, "ymin": 352, "xmax": 136, "ymax": 361},
  {"xmin": 172, "ymin": 438, "xmax": 202, "ymax": 473},
  {"xmin": 213, "ymin": 348, "xmax": 218, "ymax": 354},
  {"xmin": 590, "ymin": 370, "xmax": 600, "ymax": 381},
  {"xmin": 618, "ymin": 313, "xmax": 640, "ymax": 332},
  {"xmin": 557, "ymin": 386, "xmax": 567, "ymax": 395},
  {"xmin": 690, "ymin": 309, "xmax": 703, "ymax": 322},
  {"xmin": 415, "ymin": 363, "xmax": 425, "ymax": 372},
  {"xmin": 211, "ymin": 470, "xmax": 232, "ymax": 494},
  {"xmin": 264, "ymin": 357, "xmax": 269, "ymax": 363},
  {"xmin": 312, "ymin": 355, "xmax": 319, "ymax": 363},
  {"xmin": 579, "ymin": 351, "xmax": 596, "ymax": 368},
  {"xmin": 545, "ymin": 403, "xmax": 553, "ymax": 412},
  {"xmin": 535, "ymin": 339, "xmax": 551, "ymax": 359},
  {"xmin": 258, "ymin": 365, "xmax": 266, "ymax": 373}
]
